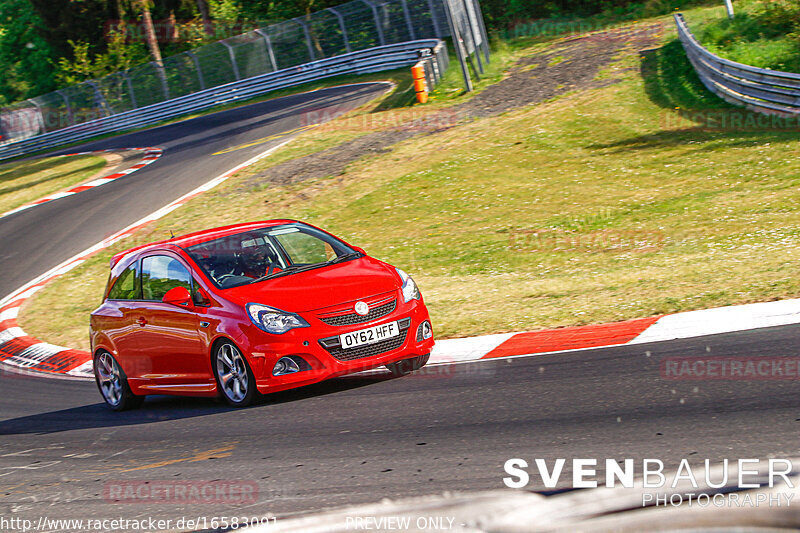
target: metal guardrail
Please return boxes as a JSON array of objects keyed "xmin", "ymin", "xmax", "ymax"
[
  {"xmin": 675, "ymin": 13, "xmax": 800, "ymax": 117},
  {"xmin": 0, "ymin": 39, "xmax": 446, "ymax": 161}
]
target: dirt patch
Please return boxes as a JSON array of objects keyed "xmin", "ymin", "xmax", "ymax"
[
  {"xmin": 77, "ymin": 150, "xmax": 144, "ymax": 185},
  {"xmin": 246, "ymin": 24, "xmax": 662, "ymax": 189}
]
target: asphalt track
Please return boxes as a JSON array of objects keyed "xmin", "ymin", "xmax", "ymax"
[
  {"xmin": 1, "ymin": 325, "xmax": 800, "ymax": 528},
  {"xmin": 1, "ymin": 83, "xmax": 800, "ymax": 530}
]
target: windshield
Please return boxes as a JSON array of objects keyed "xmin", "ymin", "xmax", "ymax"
[{"xmin": 183, "ymin": 223, "xmax": 357, "ymax": 288}]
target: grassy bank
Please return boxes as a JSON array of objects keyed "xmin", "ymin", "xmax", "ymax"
[
  {"xmin": 21, "ymin": 5, "xmax": 800, "ymax": 351},
  {"xmin": 0, "ymin": 155, "xmax": 107, "ymax": 215},
  {"xmin": 687, "ymin": 0, "xmax": 800, "ymax": 72}
]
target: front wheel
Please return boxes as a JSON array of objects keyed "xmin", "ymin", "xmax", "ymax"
[
  {"xmin": 386, "ymin": 353, "xmax": 430, "ymax": 377},
  {"xmin": 213, "ymin": 341, "xmax": 258, "ymax": 407},
  {"xmin": 94, "ymin": 351, "xmax": 144, "ymax": 411}
]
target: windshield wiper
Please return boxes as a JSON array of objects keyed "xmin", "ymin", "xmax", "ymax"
[
  {"xmin": 325, "ymin": 252, "xmax": 362, "ymax": 265},
  {"xmin": 247, "ymin": 253, "xmax": 362, "ymax": 284},
  {"xmin": 248, "ymin": 264, "xmax": 319, "ymax": 284}
]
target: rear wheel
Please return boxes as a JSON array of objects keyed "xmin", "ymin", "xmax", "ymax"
[
  {"xmin": 386, "ymin": 353, "xmax": 430, "ymax": 377},
  {"xmin": 94, "ymin": 351, "xmax": 144, "ymax": 411},
  {"xmin": 213, "ymin": 341, "xmax": 257, "ymax": 407}
]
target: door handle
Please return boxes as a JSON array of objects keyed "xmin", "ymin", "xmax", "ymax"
[{"xmin": 137, "ymin": 317, "xmax": 147, "ymax": 327}]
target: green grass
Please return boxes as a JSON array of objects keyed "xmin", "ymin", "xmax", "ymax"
[
  {"xmin": 687, "ymin": 0, "xmax": 800, "ymax": 72},
  {"xmin": 20, "ymin": 6, "xmax": 800, "ymax": 351},
  {"xmin": 0, "ymin": 155, "xmax": 107, "ymax": 215}
]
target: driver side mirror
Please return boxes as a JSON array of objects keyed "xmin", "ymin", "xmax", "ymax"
[
  {"xmin": 352, "ymin": 246, "xmax": 366, "ymax": 255},
  {"xmin": 162, "ymin": 286, "xmax": 192, "ymax": 307}
]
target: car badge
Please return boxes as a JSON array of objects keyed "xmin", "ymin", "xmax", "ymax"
[{"xmin": 354, "ymin": 301, "xmax": 369, "ymax": 316}]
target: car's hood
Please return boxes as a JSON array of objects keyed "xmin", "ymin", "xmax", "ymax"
[{"xmin": 222, "ymin": 256, "xmax": 401, "ymax": 312}]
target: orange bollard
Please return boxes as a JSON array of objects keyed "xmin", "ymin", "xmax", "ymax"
[{"xmin": 411, "ymin": 63, "xmax": 428, "ymax": 104}]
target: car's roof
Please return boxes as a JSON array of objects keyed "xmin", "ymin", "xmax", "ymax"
[{"xmin": 110, "ymin": 219, "xmax": 299, "ymax": 268}]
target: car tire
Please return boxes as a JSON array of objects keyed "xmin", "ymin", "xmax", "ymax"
[
  {"xmin": 386, "ymin": 353, "xmax": 430, "ymax": 377},
  {"xmin": 94, "ymin": 351, "xmax": 144, "ymax": 411},
  {"xmin": 213, "ymin": 340, "xmax": 258, "ymax": 407}
]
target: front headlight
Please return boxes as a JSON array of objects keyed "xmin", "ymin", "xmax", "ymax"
[
  {"xmin": 246, "ymin": 303, "xmax": 309, "ymax": 334},
  {"xmin": 396, "ymin": 268, "xmax": 421, "ymax": 302}
]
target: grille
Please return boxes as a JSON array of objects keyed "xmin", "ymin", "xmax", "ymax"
[
  {"xmin": 318, "ymin": 299, "xmax": 396, "ymax": 327},
  {"xmin": 322, "ymin": 329, "xmax": 409, "ymax": 362}
]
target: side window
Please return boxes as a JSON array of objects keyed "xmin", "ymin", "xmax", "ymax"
[
  {"xmin": 107, "ymin": 263, "xmax": 140, "ymax": 300},
  {"xmin": 141, "ymin": 255, "xmax": 192, "ymax": 301}
]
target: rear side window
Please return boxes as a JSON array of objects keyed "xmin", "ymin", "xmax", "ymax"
[
  {"xmin": 141, "ymin": 255, "xmax": 192, "ymax": 301},
  {"xmin": 107, "ymin": 263, "xmax": 140, "ymax": 300}
]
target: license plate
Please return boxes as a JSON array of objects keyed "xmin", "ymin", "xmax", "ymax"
[{"xmin": 339, "ymin": 321, "xmax": 399, "ymax": 349}]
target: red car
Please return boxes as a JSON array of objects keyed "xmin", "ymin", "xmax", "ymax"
[{"xmin": 90, "ymin": 220, "xmax": 434, "ymax": 410}]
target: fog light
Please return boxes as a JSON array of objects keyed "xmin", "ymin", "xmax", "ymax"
[
  {"xmin": 273, "ymin": 357, "xmax": 300, "ymax": 376},
  {"xmin": 417, "ymin": 321, "xmax": 433, "ymax": 341}
]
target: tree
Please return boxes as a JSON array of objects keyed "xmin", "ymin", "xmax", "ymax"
[
  {"xmin": 55, "ymin": 30, "xmax": 148, "ymax": 85},
  {"xmin": 29, "ymin": 0, "xmax": 117, "ymax": 60},
  {"xmin": 136, "ymin": 0, "xmax": 169, "ymax": 97},
  {"xmin": 0, "ymin": 0, "xmax": 55, "ymax": 104},
  {"xmin": 196, "ymin": 0, "xmax": 214, "ymax": 36}
]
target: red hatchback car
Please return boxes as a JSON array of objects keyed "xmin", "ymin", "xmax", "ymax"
[{"xmin": 90, "ymin": 220, "xmax": 434, "ymax": 410}]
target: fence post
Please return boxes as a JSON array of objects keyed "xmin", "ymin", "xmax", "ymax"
[
  {"xmin": 471, "ymin": 0, "xmax": 490, "ymax": 63},
  {"xmin": 55, "ymin": 90, "xmax": 74, "ymax": 126},
  {"xmin": 442, "ymin": 0, "xmax": 472, "ymax": 92},
  {"xmin": 254, "ymin": 29, "xmax": 279, "ymax": 72},
  {"xmin": 361, "ymin": 0, "xmax": 386, "ymax": 46},
  {"xmin": 185, "ymin": 51, "xmax": 205, "ymax": 90},
  {"xmin": 151, "ymin": 62, "xmax": 170, "ymax": 100},
  {"xmin": 461, "ymin": 0, "xmax": 483, "ymax": 74},
  {"xmin": 427, "ymin": 0, "xmax": 443, "ymax": 37},
  {"xmin": 327, "ymin": 7, "xmax": 351, "ymax": 54},
  {"xmin": 86, "ymin": 80, "xmax": 112, "ymax": 116},
  {"xmin": 26, "ymin": 98, "xmax": 46, "ymax": 135},
  {"xmin": 121, "ymin": 71, "xmax": 138, "ymax": 109},
  {"xmin": 400, "ymin": 0, "xmax": 417, "ymax": 40},
  {"xmin": 221, "ymin": 41, "xmax": 241, "ymax": 80},
  {"xmin": 294, "ymin": 18, "xmax": 316, "ymax": 61},
  {"xmin": 724, "ymin": 0, "xmax": 734, "ymax": 19}
]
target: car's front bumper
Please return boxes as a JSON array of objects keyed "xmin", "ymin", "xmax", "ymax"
[{"xmin": 242, "ymin": 298, "xmax": 434, "ymax": 394}]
